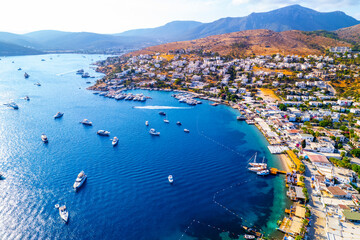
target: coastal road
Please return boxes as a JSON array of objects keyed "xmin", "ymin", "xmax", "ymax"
[{"xmin": 303, "ymin": 161, "xmax": 327, "ymax": 240}]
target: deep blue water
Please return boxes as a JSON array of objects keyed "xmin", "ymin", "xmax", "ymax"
[{"xmin": 0, "ymin": 54, "xmax": 286, "ymax": 240}]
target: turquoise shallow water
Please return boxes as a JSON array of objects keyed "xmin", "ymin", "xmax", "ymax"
[{"xmin": 0, "ymin": 54, "xmax": 286, "ymax": 240}]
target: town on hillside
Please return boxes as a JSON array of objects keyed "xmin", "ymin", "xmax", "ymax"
[{"xmin": 90, "ymin": 47, "xmax": 360, "ymax": 240}]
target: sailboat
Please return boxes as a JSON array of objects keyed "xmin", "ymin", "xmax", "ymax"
[
  {"xmin": 248, "ymin": 153, "xmax": 267, "ymax": 168},
  {"xmin": 248, "ymin": 154, "xmax": 267, "ymax": 172}
]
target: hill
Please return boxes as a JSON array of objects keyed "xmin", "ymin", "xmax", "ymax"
[
  {"xmin": 128, "ymin": 29, "xmax": 351, "ymax": 57},
  {"xmin": 335, "ymin": 24, "xmax": 360, "ymax": 43},
  {"xmin": 0, "ymin": 41, "xmax": 43, "ymax": 56},
  {"xmin": 118, "ymin": 5, "xmax": 359, "ymax": 42},
  {"xmin": 116, "ymin": 21, "xmax": 202, "ymax": 42}
]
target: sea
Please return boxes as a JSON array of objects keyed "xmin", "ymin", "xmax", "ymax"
[{"xmin": 0, "ymin": 54, "xmax": 288, "ymax": 240}]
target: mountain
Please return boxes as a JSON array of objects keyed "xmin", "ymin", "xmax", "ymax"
[
  {"xmin": 0, "ymin": 41, "xmax": 43, "ymax": 56},
  {"xmin": 23, "ymin": 31, "xmax": 155, "ymax": 51},
  {"xmin": 0, "ymin": 5, "xmax": 358, "ymax": 56},
  {"xmin": 335, "ymin": 24, "xmax": 360, "ymax": 43},
  {"xmin": 118, "ymin": 5, "xmax": 359, "ymax": 42},
  {"xmin": 0, "ymin": 32, "xmax": 41, "ymax": 49},
  {"xmin": 116, "ymin": 21, "xmax": 203, "ymax": 42},
  {"xmin": 129, "ymin": 29, "xmax": 351, "ymax": 57}
]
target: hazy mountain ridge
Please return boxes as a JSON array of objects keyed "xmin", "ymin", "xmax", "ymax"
[
  {"xmin": 0, "ymin": 41, "xmax": 43, "ymax": 56},
  {"xmin": 119, "ymin": 5, "xmax": 360, "ymax": 41},
  {"xmin": 0, "ymin": 5, "xmax": 359, "ymax": 56}
]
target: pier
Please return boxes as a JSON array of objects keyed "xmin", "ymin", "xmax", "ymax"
[
  {"xmin": 268, "ymin": 145, "xmax": 289, "ymax": 154},
  {"xmin": 270, "ymin": 168, "xmax": 287, "ymax": 175}
]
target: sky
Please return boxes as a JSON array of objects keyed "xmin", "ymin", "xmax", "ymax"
[{"xmin": 1, "ymin": 0, "xmax": 359, "ymax": 34}]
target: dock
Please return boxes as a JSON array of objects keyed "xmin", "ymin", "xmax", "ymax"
[
  {"xmin": 270, "ymin": 168, "xmax": 287, "ymax": 175},
  {"xmin": 267, "ymin": 146, "xmax": 289, "ymax": 154}
]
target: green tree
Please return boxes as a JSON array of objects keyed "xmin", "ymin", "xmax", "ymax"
[
  {"xmin": 351, "ymin": 148, "xmax": 360, "ymax": 158},
  {"xmin": 301, "ymin": 139, "xmax": 306, "ymax": 149},
  {"xmin": 279, "ymin": 103, "xmax": 287, "ymax": 111}
]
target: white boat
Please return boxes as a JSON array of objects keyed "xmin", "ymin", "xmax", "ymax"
[
  {"xmin": 244, "ymin": 235, "xmax": 255, "ymax": 239},
  {"xmin": 34, "ymin": 82, "xmax": 41, "ymax": 86},
  {"xmin": 54, "ymin": 112, "xmax": 64, "ymax": 119},
  {"xmin": 257, "ymin": 170, "xmax": 270, "ymax": 176},
  {"xmin": 184, "ymin": 129, "xmax": 190, "ymax": 133},
  {"xmin": 164, "ymin": 119, "xmax": 169, "ymax": 123},
  {"xmin": 4, "ymin": 101, "xmax": 19, "ymax": 109},
  {"xmin": 249, "ymin": 154, "xmax": 267, "ymax": 168},
  {"xmin": 41, "ymin": 134, "xmax": 48, "ymax": 143},
  {"xmin": 145, "ymin": 121, "xmax": 149, "ymax": 126},
  {"xmin": 81, "ymin": 72, "xmax": 90, "ymax": 78},
  {"xmin": 176, "ymin": 121, "xmax": 182, "ymax": 125},
  {"xmin": 248, "ymin": 167, "xmax": 265, "ymax": 172},
  {"xmin": 112, "ymin": 137, "xmax": 119, "ymax": 146},
  {"xmin": 149, "ymin": 128, "xmax": 160, "ymax": 136},
  {"xmin": 76, "ymin": 69, "xmax": 84, "ymax": 75},
  {"xmin": 97, "ymin": 130, "xmax": 110, "ymax": 136},
  {"xmin": 73, "ymin": 171, "xmax": 87, "ymax": 190},
  {"xmin": 80, "ymin": 119, "xmax": 92, "ymax": 126},
  {"xmin": 59, "ymin": 205, "xmax": 69, "ymax": 223},
  {"xmin": 168, "ymin": 175, "xmax": 173, "ymax": 183}
]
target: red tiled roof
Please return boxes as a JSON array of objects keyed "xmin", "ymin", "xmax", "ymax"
[
  {"xmin": 308, "ymin": 154, "xmax": 331, "ymax": 165},
  {"xmin": 327, "ymin": 186, "xmax": 347, "ymax": 196}
]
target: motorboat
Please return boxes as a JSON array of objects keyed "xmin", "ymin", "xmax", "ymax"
[
  {"xmin": 24, "ymin": 72, "xmax": 29, "ymax": 78},
  {"xmin": 4, "ymin": 101, "xmax": 19, "ymax": 109},
  {"xmin": 59, "ymin": 205, "xmax": 69, "ymax": 223},
  {"xmin": 76, "ymin": 69, "xmax": 84, "ymax": 75},
  {"xmin": 176, "ymin": 121, "xmax": 182, "ymax": 125},
  {"xmin": 73, "ymin": 171, "xmax": 87, "ymax": 190},
  {"xmin": 184, "ymin": 129, "xmax": 190, "ymax": 133},
  {"xmin": 97, "ymin": 130, "xmax": 110, "ymax": 136},
  {"xmin": 18, "ymin": 68, "xmax": 22, "ymax": 71},
  {"xmin": 164, "ymin": 119, "xmax": 169, "ymax": 123},
  {"xmin": 112, "ymin": 137, "xmax": 119, "ymax": 146},
  {"xmin": 149, "ymin": 128, "xmax": 160, "ymax": 136},
  {"xmin": 124, "ymin": 94, "xmax": 133, "ymax": 100},
  {"xmin": 34, "ymin": 82, "xmax": 41, "ymax": 86},
  {"xmin": 159, "ymin": 111, "xmax": 166, "ymax": 116},
  {"xmin": 24, "ymin": 96, "xmax": 30, "ymax": 101},
  {"xmin": 237, "ymin": 115, "xmax": 247, "ymax": 121},
  {"xmin": 168, "ymin": 175, "xmax": 173, "ymax": 184},
  {"xmin": 80, "ymin": 119, "xmax": 92, "ymax": 126},
  {"xmin": 244, "ymin": 235, "xmax": 255, "ymax": 239},
  {"xmin": 41, "ymin": 134, "xmax": 48, "ymax": 143},
  {"xmin": 145, "ymin": 121, "xmax": 149, "ymax": 126},
  {"xmin": 257, "ymin": 170, "xmax": 270, "ymax": 176},
  {"xmin": 54, "ymin": 112, "xmax": 64, "ymax": 119},
  {"xmin": 81, "ymin": 72, "xmax": 90, "ymax": 78}
]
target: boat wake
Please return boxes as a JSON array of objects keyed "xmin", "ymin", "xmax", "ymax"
[
  {"xmin": 56, "ymin": 70, "xmax": 77, "ymax": 76},
  {"xmin": 133, "ymin": 106, "xmax": 192, "ymax": 110}
]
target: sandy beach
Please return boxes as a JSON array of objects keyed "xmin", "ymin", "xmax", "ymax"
[{"xmin": 277, "ymin": 153, "xmax": 293, "ymax": 172}]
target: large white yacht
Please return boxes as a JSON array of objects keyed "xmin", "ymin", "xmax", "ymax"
[{"xmin": 73, "ymin": 171, "xmax": 87, "ymax": 190}]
